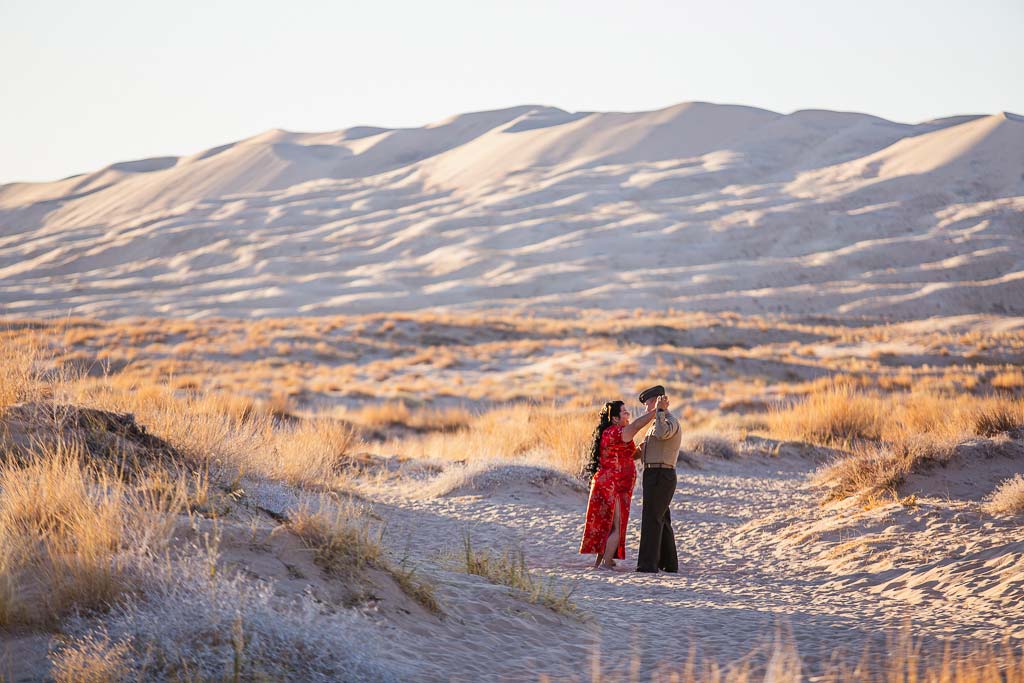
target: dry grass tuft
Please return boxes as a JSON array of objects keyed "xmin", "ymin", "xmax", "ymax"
[
  {"xmin": 260, "ymin": 418, "xmax": 358, "ymax": 487},
  {"xmin": 973, "ymin": 400, "xmax": 1024, "ymax": 437},
  {"xmin": 682, "ymin": 432, "xmax": 739, "ymax": 460},
  {"xmin": 773, "ymin": 388, "xmax": 1024, "ymax": 450},
  {"xmin": 770, "ymin": 384, "xmax": 885, "ymax": 446},
  {"xmin": 67, "ymin": 379, "xmax": 362, "ymax": 488},
  {"xmin": 814, "ymin": 435, "xmax": 954, "ymax": 503},
  {"xmin": 462, "ymin": 532, "xmax": 578, "ymax": 616},
  {"xmin": 350, "ymin": 401, "xmax": 472, "ymax": 433},
  {"xmin": 50, "ymin": 633, "xmax": 132, "ymax": 683},
  {"xmin": 0, "ymin": 442, "xmax": 182, "ymax": 628},
  {"xmin": 985, "ymin": 474, "xmax": 1024, "ymax": 517},
  {"xmin": 776, "ymin": 387, "xmax": 1024, "ymax": 501},
  {"xmin": 389, "ymin": 559, "xmax": 442, "ymax": 614},
  {"xmin": 287, "ymin": 499, "xmax": 383, "ymax": 575},
  {"xmin": 51, "ymin": 547, "xmax": 400, "ymax": 682},
  {"xmin": 0, "ymin": 336, "xmax": 42, "ymax": 411},
  {"xmin": 287, "ymin": 499, "xmax": 440, "ymax": 613}
]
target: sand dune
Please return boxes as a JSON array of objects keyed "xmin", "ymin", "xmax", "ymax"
[{"xmin": 1, "ymin": 101, "xmax": 1022, "ymax": 319}]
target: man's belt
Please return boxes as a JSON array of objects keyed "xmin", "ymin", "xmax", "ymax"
[{"xmin": 644, "ymin": 463, "xmax": 675, "ymax": 470}]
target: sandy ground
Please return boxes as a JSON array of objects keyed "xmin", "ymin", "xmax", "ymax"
[{"xmin": 364, "ymin": 448, "xmax": 1023, "ymax": 681}]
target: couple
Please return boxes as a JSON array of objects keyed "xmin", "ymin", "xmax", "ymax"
[{"xmin": 579, "ymin": 385, "xmax": 680, "ymax": 573}]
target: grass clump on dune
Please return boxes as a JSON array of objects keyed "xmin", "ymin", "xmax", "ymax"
[
  {"xmin": 287, "ymin": 499, "xmax": 383, "ymax": 575},
  {"xmin": 462, "ymin": 532, "xmax": 578, "ymax": 617},
  {"xmin": 0, "ymin": 441, "xmax": 182, "ymax": 628},
  {"xmin": 288, "ymin": 498, "xmax": 440, "ymax": 613},
  {"xmin": 51, "ymin": 548, "xmax": 400, "ymax": 683},
  {"xmin": 772, "ymin": 385, "xmax": 1024, "ymax": 502},
  {"xmin": 986, "ymin": 474, "xmax": 1024, "ymax": 517}
]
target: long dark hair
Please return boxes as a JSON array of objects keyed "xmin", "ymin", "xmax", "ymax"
[{"xmin": 583, "ymin": 400, "xmax": 624, "ymax": 479}]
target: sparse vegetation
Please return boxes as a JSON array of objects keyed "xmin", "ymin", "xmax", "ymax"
[
  {"xmin": 51, "ymin": 548, "xmax": 400, "ymax": 682},
  {"xmin": 771, "ymin": 385, "xmax": 1024, "ymax": 501},
  {"xmin": 462, "ymin": 532, "xmax": 579, "ymax": 616},
  {"xmin": 813, "ymin": 436, "xmax": 954, "ymax": 502},
  {"xmin": 387, "ymin": 404, "xmax": 594, "ymax": 475},
  {"xmin": 288, "ymin": 499, "xmax": 440, "ymax": 613},
  {"xmin": 682, "ymin": 432, "xmax": 740, "ymax": 460},
  {"xmin": 607, "ymin": 632, "xmax": 1024, "ymax": 683}
]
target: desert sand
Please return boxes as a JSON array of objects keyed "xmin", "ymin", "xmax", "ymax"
[{"xmin": 1, "ymin": 102, "xmax": 1023, "ymax": 319}]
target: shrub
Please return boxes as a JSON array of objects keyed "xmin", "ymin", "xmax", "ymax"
[
  {"xmin": 986, "ymin": 474, "xmax": 1024, "ymax": 516},
  {"xmin": 287, "ymin": 499, "xmax": 382, "ymax": 576},
  {"xmin": 0, "ymin": 336, "xmax": 42, "ymax": 411},
  {"xmin": 389, "ymin": 404, "xmax": 593, "ymax": 475},
  {"xmin": 682, "ymin": 432, "xmax": 738, "ymax": 460},
  {"xmin": 52, "ymin": 550, "xmax": 400, "ymax": 682},
  {"xmin": 814, "ymin": 435, "xmax": 954, "ymax": 502}
]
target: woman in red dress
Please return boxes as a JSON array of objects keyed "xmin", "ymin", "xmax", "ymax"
[{"xmin": 579, "ymin": 400, "xmax": 659, "ymax": 569}]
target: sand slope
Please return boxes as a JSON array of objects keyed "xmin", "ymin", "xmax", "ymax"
[{"xmin": 1, "ymin": 102, "xmax": 1022, "ymax": 319}]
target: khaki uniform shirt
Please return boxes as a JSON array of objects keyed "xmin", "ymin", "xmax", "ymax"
[{"xmin": 641, "ymin": 409, "xmax": 682, "ymax": 466}]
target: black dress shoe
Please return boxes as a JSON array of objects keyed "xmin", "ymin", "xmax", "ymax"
[{"xmin": 635, "ymin": 567, "xmax": 658, "ymax": 573}]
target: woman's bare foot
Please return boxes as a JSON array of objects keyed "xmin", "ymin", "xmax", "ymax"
[{"xmin": 601, "ymin": 558, "xmax": 617, "ymax": 569}]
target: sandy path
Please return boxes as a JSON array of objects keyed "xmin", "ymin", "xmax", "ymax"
[{"xmin": 374, "ymin": 455, "xmax": 1010, "ymax": 681}]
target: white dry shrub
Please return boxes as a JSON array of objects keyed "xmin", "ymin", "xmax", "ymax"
[
  {"xmin": 55, "ymin": 547, "xmax": 400, "ymax": 683},
  {"xmin": 986, "ymin": 474, "xmax": 1024, "ymax": 516},
  {"xmin": 682, "ymin": 432, "xmax": 739, "ymax": 460}
]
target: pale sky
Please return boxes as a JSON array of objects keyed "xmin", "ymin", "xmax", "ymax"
[{"xmin": 2, "ymin": 0, "xmax": 1021, "ymax": 184}]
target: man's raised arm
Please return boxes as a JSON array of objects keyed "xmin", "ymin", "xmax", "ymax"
[{"xmin": 649, "ymin": 395, "xmax": 679, "ymax": 440}]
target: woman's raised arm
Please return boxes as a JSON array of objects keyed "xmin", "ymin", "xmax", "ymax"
[{"xmin": 621, "ymin": 408, "xmax": 657, "ymax": 443}]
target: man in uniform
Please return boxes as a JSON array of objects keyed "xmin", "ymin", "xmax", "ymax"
[{"xmin": 635, "ymin": 385, "xmax": 681, "ymax": 573}]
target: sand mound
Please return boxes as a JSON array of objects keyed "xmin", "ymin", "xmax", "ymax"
[
  {"xmin": 898, "ymin": 436, "xmax": 1024, "ymax": 501},
  {"xmin": 0, "ymin": 402, "xmax": 183, "ymax": 474},
  {"xmin": 433, "ymin": 462, "xmax": 587, "ymax": 498},
  {"xmin": 866, "ymin": 538, "xmax": 1024, "ymax": 621}
]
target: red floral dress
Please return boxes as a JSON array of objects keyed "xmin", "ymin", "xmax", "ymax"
[{"xmin": 579, "ymin": 425, "xmax": 638, "ymax": 559}]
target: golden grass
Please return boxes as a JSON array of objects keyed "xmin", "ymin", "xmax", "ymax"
[
  {"xmin": 287, "ymin": 499, "xmax": 383, "ymax": 575},
  {"xmin": 50, "ymin": 633, "xmax": 132, "ymax": 683},
  {"xmin": 384, "ymin": 404, "xmax": 594, "ymax": 475},
  {"xmin": 991, "ymin": 369, "xmax": 1024, "ymax": 391},
  {"xmin": 0, "ymin": 335, "xmax": 41, "ymax": 411},
  {"xmin": 776, "ymin": 386, "xmax": 1024, "ymax": 501},
  {"xmin": 814, "ymin": 436, "xmax": 953, "ymax": 502},
  {"xmin": 257, "ymin": 417, "xmax": 358, "ymax": 487},
  {"xmin": 617, "ymin": 633, "xmax": 1024, "ymax": 683},
  {"xmin": 65, "ymin": 378, "xmax": 360, "ymax": 488},
  {"xmin": 769, "ymin": 384, "xmax": 886, "ymax": 445},
  {"xmin": 463, "ymin": 532, "xmax": 578, "ymax": 616},
  {"xmin": 0, "ymin": 442, "xmax": 183, "ymax": 628},
  {"xmin": 5, "ymin": 312, "xmax": 1024, "ymax": 427},
  {"xmin": 348, "ymin": 400, "xmax": 472, "ymax": 432},
  {"xmin": 773, "ymin": 386, "xmax": 1024, "ymax": 449}
]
